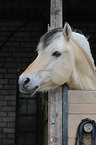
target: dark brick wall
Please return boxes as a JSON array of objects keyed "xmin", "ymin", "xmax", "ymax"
[
  {"xmin": 0, "ymin": 19, "xmax": 96, "ymax": 145},
  {"xmin": 0, "ymin": 20, "xmax": 45, "ymax": 145}
]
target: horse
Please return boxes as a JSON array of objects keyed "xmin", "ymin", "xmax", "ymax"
[{"xmin": 19, "ymin": 22, "xmax": 96, "ymax": 96}]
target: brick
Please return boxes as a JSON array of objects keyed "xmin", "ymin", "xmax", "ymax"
[
  {"xmin": 0, "ymin": 52, "xmax": 11, "ymax": 57},
  {"xmin": 0, "ymin": 101, "xmax": 7, "ymax": 106},
  {"xmin": 7, "ymin": 42, "xmax": 19, "ymax": 47},
  {"xmin": 30, "ymin": 32, "xmax": 41, "ymax": 36},
  {"xmin": 6, "ymin": 58, "xmax": 13, "ymax": 62},
  {"xmin": 13, "ymin": 52, "xmax": 27, "ymax": 57},
  {"xmin": 8, "ymin": 101, "xmax": 16, "ymax": 106},
  {"xmin": 8, "ymin": 68, "xmax": 16, "ymax": 73},
  {"xmin": 0, "ymin": 32, "xmax": 10, "ymax": 36},
  {"xmin": 1, "ymin": 90, "xmax": 9, "ymax": 95},
  {"xmin": 8, "ymin": 90, "xmax": 16, "ymax": 95},
  {"xmin": 24, "ymin": 37, "xmax": 32, "ymax": 41},
  {"xmin": 7, "ymin": 134, "xmax": 15, "ymax": 139},
  {"xmin": 0, "ymin": 85, "xmax": 3, "ymax": 89},
  {"xmin": 0, "ymin": 74, "xmax": 3, "ymax": 78},
  {"xmin": 9, "ymin": 37, "xmax": 15, "ymax": 41},
  {"xmin": 3, "ymin": 117, "xmax": 15, "ymax": 122},
  {"xmin": 8, "ymin": 123, "xmax": 15, "ymax": 128},
  {"xmin": 0, "ymin": 123, "xmax": 6, "ymax": 127},
  {"xmin": 0, "ymin": 68, "xmax": 7, "ymax": 73},
  {"xmin": 0, "ymin": 21, "xmax": 6, "ymax": 25},
  {"xmin": 0, "ymin": 26, "xmax": 8, "ymax": 31},
  {"xmin": 14, "ymin": 58, "xmax": 21, "ymax": 62},
  {"xmin": 21, "ymin": 42, "xmax": 35, "ymax": 47},
  {"xmin": 15, "ymin": 37, "xmax": 23, "ymax": 41},
  {"xmin": 21, "ymin": 58, "xmax": 30, "ymax": 62},
  {"xmin": 2, "ymin": 139, "xmax": 15, "ymax": 145},
  {"xmin": 4, "ymin": 96, "xmax": 16, "ymax": 100},
  {"xmin": 7, "ymin": 21, "xmax": 21, "ymax": 25},
  {"xmin": 4, "ymin": 85, "xmax": 16, "ymax": 90},
  {"xmin": 0, "ymin": 36, "xmax": 7, "ymax": 41},
  {"xmin": 0, "ymin": 79, "xmax": 8, "ymax": 84},
  {"xmin": 8, "ymin": 112, "xmax": 16, "ymax": 117},
  {"xmin": 0, "ymin": 117, "xmax": 2, "ymax": 122},
  {"xmin": 3, "ymin": 128, "xmax": 15, "ymax": 133},
  {"xmin": 15, "ymin": 32, "xmax": 29, "ymax": 36},
  {"xmin": 2, "ymin": 106, "xmax": 15, "ymax": 112},
  {"xmin": 4, "ymin": 63, "xmax": 17, "ymax": 68},
  {"xmin": 4, "ymin": 74, "xmax": 17, "ymax": 79},
  {"xmin": 1, "ymin": 47, "xmax": 9, "ymax": 52},
  {"xmin": 9, "ymin": 79, "xmax": 17, "ymax": 85},
  {"xmin": 0, "ymin": 63, "xmax": 3, "ymax": 67},
  {"xmin": 0, "ymin": 96, "xmax": 5, "ymax": 100},
  {"xmin": 8, "ymin": 47, "xmax": 16, "ymax": 52},
  {"xmin": 0, "ymin": 134, "xmax": 7, "ymax": 139},
  {"xmin": 0, "ymin": 112, "xmax": 7, "ymax": 117},
  {"xmin": 0, "ymin": 57, "xmax": 5, "ymax": 62}
]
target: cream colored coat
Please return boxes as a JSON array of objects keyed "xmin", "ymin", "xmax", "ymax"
[{"xmin": 19, "ymin": 23, "xmax": 96, "ymax": 95}]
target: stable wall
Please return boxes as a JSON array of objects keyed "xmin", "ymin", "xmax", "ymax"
[
  {"xmin": 68, "ymin": 90, "xmax": 96, "ymax": 145},
  {"xmin": 0, "ymin": 19, "xmax": 44, "ymax": 145},
  {"xmin": 0, "ymin": 20, "xmax": 96, "ymax": 145}
]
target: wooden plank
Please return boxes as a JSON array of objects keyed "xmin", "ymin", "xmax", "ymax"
[
  {"xmin": 50, "ymin": 0, "xmax": 63, "ymax": 28},
  {"xmin": 68, "ymin": 115, "xmax": 96, "ymax": 138},
  {"xmin": 69, "ymin": 104, "xmax": 96, "ymax": 114},
  {"xmin": 48, "ymin": 87, "xmax": 62, "ymax": 145},
  {"xmin": 48, "ymin": 0, "xmax": 63, "ymax": 145},
  {"xmin": 62, "ymin": 84, "xmax": 68, "ymax": 145},
  {"xmin": 68, "ymin": 90, "xmax": 96, "ymax": 104},
  {"xmin": 68, "ymin": 91, "xmax": 96, "ymax": 145},
  {"xmin": 68, "ymin": 139, "xmax": 92, "ymax": 145}
]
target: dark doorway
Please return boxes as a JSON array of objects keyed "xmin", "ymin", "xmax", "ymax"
[{"xmin": 15, "ymin": 90, "xmax": 44, "ymax": 145}]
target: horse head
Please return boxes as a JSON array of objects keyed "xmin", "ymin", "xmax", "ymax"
[
  {"xmin": 19, "ymin": 23, "xmax": 74, "ymax": 95},
  {"xmin": 19, "ymin": 22, "xmax": 96, "ymax": 95}
]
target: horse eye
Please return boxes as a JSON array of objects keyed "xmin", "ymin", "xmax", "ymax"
[{"xmin": 52, "ymin": 51, "xmax": 61, "ymax": 57}]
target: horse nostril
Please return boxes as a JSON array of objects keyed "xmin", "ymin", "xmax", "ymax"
[{"xmin": 24, "ymin": 78, "xmax": 30, "ymax": 85}]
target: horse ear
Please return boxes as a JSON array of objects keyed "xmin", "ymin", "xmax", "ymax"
[{"xmin": 63, "ymin": 22, "xmax": 72, "ymax": 41}]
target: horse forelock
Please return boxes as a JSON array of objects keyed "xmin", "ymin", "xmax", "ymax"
[
  {"xmin": 37, "ymin": 28, "xmax": 63, "ymax": 51},
  {"xmin": 37, "ymin": 27, "xmax": 96, "ymax": 73}
]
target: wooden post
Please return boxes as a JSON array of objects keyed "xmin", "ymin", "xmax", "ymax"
[
  {"xmin": 48, "ymin": 0, "xmax": 63, "ymax": 145},
  {"xmin": 50, "ymin": 0, "xmax": 63, "ymax": 28},
  {"xmin": 62, "ymin": 84, "xmax": 68, "ymax": 145}
]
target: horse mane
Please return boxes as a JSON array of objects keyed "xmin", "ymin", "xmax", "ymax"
[
  {"xmin": 37, "ymin": 28, "xmax": 63, "ymax": 51},
  {"xmin": 72, "ymin": 32, "xmax": 96, "ymax": 73},
  {"xmin": 37, "ymin": 27, "xmax": 96, "ymax": 73}
]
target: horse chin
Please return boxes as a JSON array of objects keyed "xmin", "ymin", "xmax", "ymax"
[{"xmin": 20, "ymin": 86, "xmax": 39, "ymax": 96}]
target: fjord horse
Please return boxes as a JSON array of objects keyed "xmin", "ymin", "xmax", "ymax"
[{"xmin": 19, "ymin": 23, "xmax": 96, "ymax": 95}]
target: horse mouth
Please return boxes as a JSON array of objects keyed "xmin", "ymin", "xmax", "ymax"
[{"xmin": 20, "ymin": 86, "xmax": 38, "ymax": 96}]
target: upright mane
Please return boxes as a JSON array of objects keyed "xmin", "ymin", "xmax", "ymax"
[
  {"xmin": 72, "ymin": 32, "xmax": 96, "ymax": 73},
  {"xmin": 37, "ymin": 28, "xmax": 63, "ymax": 51},
  {"xmin": 19, "ymin": 22, "xmax": 96, "ymax": 94}
]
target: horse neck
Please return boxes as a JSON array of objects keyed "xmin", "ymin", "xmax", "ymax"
[{"xmin": 67, "ymin": 41, "xmax": 96, "ymax": 90}]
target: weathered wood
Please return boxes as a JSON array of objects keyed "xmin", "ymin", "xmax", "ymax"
[
  {"xmin": 50, "ymin": 0, "xmax": 63, "ymax": 28},
  {"xmin": 62, "ymin": 84, "xmax": 68, "ymax": 145},
  {"xmin": 68, "ymin": 115, "xmax": 96, "ymax": 138},
  {"xmin": 68, "ymin": 138, "xmax": 92, "ymax": 145},
  {"xmin": 68, "ymin": 90, "xmax": 96, "ymax": 145},
  {"xmin": 48, "ymin": 87, "xmax": 62, "ymax": 145},
  {"xmin": 48, "ymin": 0, "xmax": 63, "ymax": 145},
  {"xmin": 68, "ymin": 90, "xmax": 96, "ymax": 104}
]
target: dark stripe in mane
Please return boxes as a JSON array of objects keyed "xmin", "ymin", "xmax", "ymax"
[{"xmin": 38, "ymin": 28, "xmax": 63, "ymax": 49}]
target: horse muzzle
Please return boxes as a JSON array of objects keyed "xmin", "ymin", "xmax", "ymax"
[{"xmin": 18, "ymin": 76, "xmax": 39, "ymax": 96}]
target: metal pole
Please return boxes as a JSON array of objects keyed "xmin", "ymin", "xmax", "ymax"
[{"xmin": 62, "ymin": 84, "xmax": 68, "ymax": 145}]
